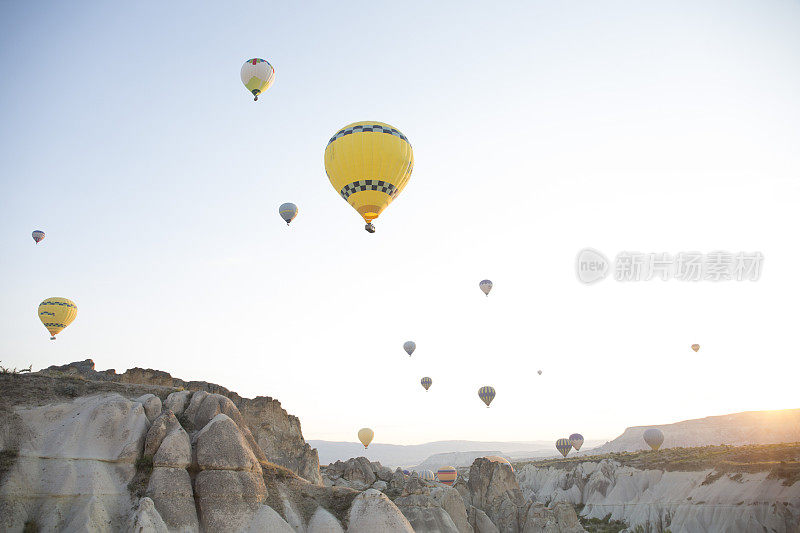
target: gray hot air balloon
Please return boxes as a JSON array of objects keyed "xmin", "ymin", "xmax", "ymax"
[
  {"xmin": 537, "ymin": 370, "xmax": 542, "ymax": 376},
  {"xmin": 643, "ymin": 428, "xmax": 664, "ymax": 451},
  {"xmin": 569, "ymin": 433, "xmax": 584, "ymax": 451},
  {"xmin": 479, "ymin": 280, "xmax": 493, "ymax": 296},
  {"xmin": 403, "ymin": 341, "xmax": 416, "ymax": 356},
  {"xmin": 279, "ymin": 203, "xmax": 298, "ymax": 225}
]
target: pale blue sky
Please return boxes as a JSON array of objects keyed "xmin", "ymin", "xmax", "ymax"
[{"xmin": 2, "ymin": 1, "xmax": 799, "ymax": 446}]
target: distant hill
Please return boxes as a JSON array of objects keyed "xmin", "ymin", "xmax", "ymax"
[
  {"xmin": 412, "ymin": 450, "xmax": 505, "ymax": 471},
  {"xmin": 588, "ymin": 409, "xmax": 800, "ymax": 454},
  {"xmin": 309, "ymin": 439, "xmax": 604, "ymax": 468}
]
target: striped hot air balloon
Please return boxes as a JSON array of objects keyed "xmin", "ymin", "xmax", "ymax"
[
  {"xmin": 478, "ymin": 386, "xmax": 496, "ymax": 407},
  {"xmin": 437, "ymin": 467, "xmax": 457, "ymax": 486},
  {"xmin": 569, "ymin": 433, "xmax": 584, "ymax": 451},
  {"xmin": 421, "ymin": 377, "xmax": 432, "ymax": 391},
  {"xmin": 555, "ymin": 438, "xmax": 572, "ymax": 458},
  {"xmin": 421, "ymin": 470, "xmax": 435, "ymax": 481}
]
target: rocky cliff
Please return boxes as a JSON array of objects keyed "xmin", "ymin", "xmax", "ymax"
[
  {"xmin": 516, "ymin": 447, "xmax": 800, "ymax": 533},
  {"xmin": 39, "ymin": 359, "xmax": 321, "ymax": 484},
  {"xmin": 0, "ymin": 369, "xmax": 414, "ymax": 532},
  {"xmin": 590, "ymin": 409, "xmax": 800, "ymax": 454}
]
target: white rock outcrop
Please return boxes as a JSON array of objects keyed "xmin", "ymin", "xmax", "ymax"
[
  {"xmin": 347, "ymin": 489, "xmax": 416, "ymax": 532},
  {"xmin": 0, "ymin": 393, "xmax": 148, "ymax": 532},
  {"xmin": 517, "ymin": 459, "xmax": 800, "ymax": 533}
]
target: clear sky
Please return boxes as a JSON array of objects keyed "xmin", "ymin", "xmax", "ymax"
[{"xmin": 1, "ymin": 1, "xmax": 799, "ymax": 446}]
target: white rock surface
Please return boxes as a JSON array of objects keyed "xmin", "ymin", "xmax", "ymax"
[
  {"xmin": 517, "ymin": 459, "xmax": 800, "ymax": 533},
  {"xmin": 126, "ymin": 497, "xmax": 169, "ymax": 533},
  {"xmin": 164, "ymin": 390, "xmax": 192, "ymax": 417},
  {"xmin": 347, "ymin": 489, "xmax": 415, "ymax": 532},
  {"xmin": 308, "ymin": 507, "xmax": 345, "ymax": 532},
  {"xmin": 241, "ymin": 504, "xmax": 295, "ymax": 532},
  {"xmin": 135, "ymin": 394, "xmax": 163, "ymax": 423},
  {"xmin": 0, "ymin": 394, "xmax": 148, "ymax": 532}
]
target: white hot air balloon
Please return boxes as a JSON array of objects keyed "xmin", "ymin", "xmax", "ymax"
[
  {"xmin": 479, "ymin": 280, "xmax": 493, "ymax": 296},
  {"xmin": 403, "ymin": 341, "xmax": 416, "ymax": 356}
]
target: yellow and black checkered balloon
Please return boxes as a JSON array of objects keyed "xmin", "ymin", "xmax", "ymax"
[{"xmin": 324, "ymin": 121, "xmax": 413, "ymax": 228}]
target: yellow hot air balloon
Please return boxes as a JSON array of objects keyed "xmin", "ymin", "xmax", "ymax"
[
  {"xmin": 358, "ymin": 428, "xmax": 374, "ymax": 449},
  {"xmin": 38, "ymin": 297, "xmax": 77, "ymax": 340},
  {"xmin": 691, "ymin": 344, "xmax": 700, "ymax": 352},
  {"xmin": 324, "ymin": 121, "xmax": 413, "ymax": 233}
]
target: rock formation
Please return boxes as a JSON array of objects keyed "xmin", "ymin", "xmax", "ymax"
[
  {"xmin": 517, "ymin": 458, "xmax": 800, "ymax": 532},
  {"xmin": 40, "ymin": 358, "xmax": 321, "ymax": 484},
  {"xmin": 321, "ymin": 456, "xmax": 585, "ymax": 532},
  {"xmin": 0, "ymin": 370, "xmax": 412, "ymax": 532}
]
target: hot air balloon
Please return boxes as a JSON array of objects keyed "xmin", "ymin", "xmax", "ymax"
[
  {"xmin": 569, "ymin": 434, "xmax": 584, "ymax": 451},
  {"xmin": 421, "ymin": 470, "xmax": 435, "ymax": 481},
  {"xmin": 555, "ymin": 438, "xmax": 572, "ymax": 458},
  {"xmin": 437, "ymin": 467, "xmax": 457, "ymax": 486},
  {"xmin": 358, "ymin": 428, "xmax": 374, "ymax": 449},
  {"xmin": 38, "ymin": 297, "xmax": 77, "ymax": 340},
  {"xmin": 421, "ymin": 377, "xmax": 432, "ymax": 391},
  {"xmin": 241, "ymin": 58, "xmax": 275, "ymax": 101},
  {"xmin": 479, "ymin": 280, "xmax": 493, "ymax": 296},
  {"xmin": 484, "ymin": 455, "xmax": 514, "ymax": 472},
  {"xmin": 404, "ymin": 341, "xmax": 416, "ymax": 356},
  {"xmin": 279, "ymin": 203, "xmax": 298, "ymax": 225},
  {"xmin": 537, "ymin": 370, "xmax": 542, "ymax": 376},
  {"xmin": 324, "ymin": 121, "xmax": 413, "ymax": 233},
  {"xmin": 402, "ymin": 469, "xmax": 410, "ymax": 476},
  {"xmin": 478, "ymin": 386, "xmax": 496, "ymax": 407},
  {"xmin": 32, "ymin": 230, "xmax": 45, "ymax": 244},
  {"xmin": 691, "ymin": 344, "xmax": 700, "ymax": 352},
  {"xmin": 643, "ymin": 428, "xmax": 664, "ymax": 451}
]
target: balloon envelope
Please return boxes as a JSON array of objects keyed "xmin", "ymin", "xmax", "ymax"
[
  {"xmin": 358, "ymin": 428, "xmax": 374, "ymax": 449},
  {"xmin": 38, "ymin": 297, "xmax": 77, "ymax": 339},
  {"xmin": 437, "ymin": 467, "xmax": 457, "ymax": 486},
  {"xmin": 478, "ymin": 386, "xmax": 496, "ymax": 407},
  {"xmin": 643, "ymin": 428, "xmax": 664, "ymax": 451},
  {"xmin": 404, "ymin": 341, "xmax": 416, "ymax": 356},
  {"xmin": 537, "ymin": 370, "xmax": 542, "ymax": 375},
  {"xmin": 484, "ymin": 455, "xmax": 513, "ymax": 472},
  {"xmin": 324, "ymin": 121, "xmax": 413, "ymax": 229},
  {"xmin": 555, "ymin": 438, "xmax": 572, "ymax": 458},
  {"xmin": 32, "ymin": 230, "xmax": 45, "ymax": 244},
  {"xmin": 421, "ymin": 470, "xmax": 435, "ymax": 481},
  {"xmin": 569, "ymin": 434, "xmax": 584, "ymax": 451},
  {"xmin": 421, "ymin": 377, "xmax": 432, "ymax": 391},
  {"xmin": 279, "ymin": 203, "xmax": 298, "ymax": 225},
  {"xmin": 241, "ymin": 58, "xmax": 275, "ymax": 100},
  {"xmin": 479, "ymin": 280, "xmax": 493, "ymax": 296},
  {"xmin": 691, "ymin": 344, "xmax": 700, "ymax": 352}
]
